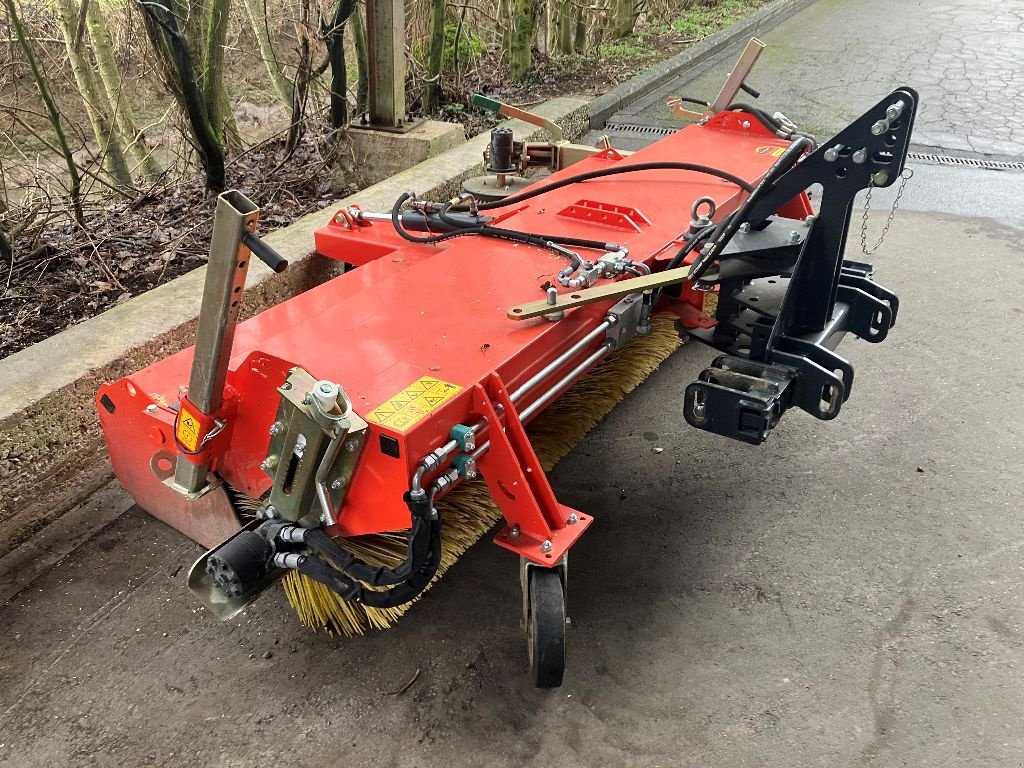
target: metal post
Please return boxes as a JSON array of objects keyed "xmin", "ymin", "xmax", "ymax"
[
  {"xmin": 174, "ymin": 191, "xmax": 260, "ymax": 493},
  {"xmin": 366, "ymin": 0, "xmax": 405, "ymax": 129}
]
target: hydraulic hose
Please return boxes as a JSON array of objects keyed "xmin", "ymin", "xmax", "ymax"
[
  {"xmin": 729, "ymin": 104, "xmax": 818, "ymax": 150},
  {"xmin": 688, "ymin": 135, "xmax": 813, "ymax": 282},
  {"xmin": 472, "ymin": 161, "xmax": 755, "ymax": 211},
  {"xmin": 293, "ymin": 518, "xmax": 441, "ymax": 609},
  {"xmin": 280, "ymin": 492, "xmax": 442, "ymax": 608}
]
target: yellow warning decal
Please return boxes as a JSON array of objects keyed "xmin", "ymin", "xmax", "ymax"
[
  {"xmin": 176, "ymin": 407, "xmax": 201, "ymax": 451},
  {"xmin": 366, "ymin": 376, "xmax": 462, "ymax": 432}
]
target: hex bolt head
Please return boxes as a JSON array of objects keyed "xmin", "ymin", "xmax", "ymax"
[
  {"xmin": 264, "ymin": 505, "xmax": 279, "ymax": 519},
  {"xmin": 852, "ymin": 148, "xmax": 867, "ymax": 164},
  {"xmin": 739, "ymin": 222, "xmax": 751, "ymax": 234},
  {"xmin": 567, "ymin": 513, "xmax": 579, "ymax": 525},
  {"xmin": 268, "ymin": 421, "xmax": 283, "ymax": 436},
  {"xmin": 344, "ymin": 439, "xmax": 359, "ymax": 453},
  {"xmin": 871, "ymin": 119, "xmax": 889, "ymax": 136},
  {"xmin": 788, "ymin": 230, "xmax": 801, "ymax": 244},
  {"xmin": 260, "ymin": 457, "xmax": 277, "ymax": 472},
  {"xmin": 330, "ymin": 478, "xmax": 345, "ymax": 490},
  {"xmin": 886, "ymin": 101, "xmax": 904, "ymax": 121},
  {"xmin": 540, "ymin": 540, "xmax": 553, "ymax": 553},
  {"xmin": 145, "ymin": 404, "xmax": 158, "ymax": 414},
  {"xmin": 509, "ymin": 524, "xmax": 520, "ymax": 539}
]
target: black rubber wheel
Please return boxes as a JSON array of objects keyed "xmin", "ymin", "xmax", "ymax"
[{"xmin": 527, "ymin": 568, "xmax": 566, "ymax": 688}]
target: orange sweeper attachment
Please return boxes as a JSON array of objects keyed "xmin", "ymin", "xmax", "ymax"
[{"xmin": 97, "ymin": 53, "xmax": 917, "ymax": 687}]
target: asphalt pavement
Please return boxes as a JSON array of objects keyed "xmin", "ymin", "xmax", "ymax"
[{"xmin": 2, "ymin": 1, "xmax": 1024, "ymax": 766}]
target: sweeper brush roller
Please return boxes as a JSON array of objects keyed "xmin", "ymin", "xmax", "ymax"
[{"xmin": 97, "ymin": 56, "xmax": 917, "ymax": 686}]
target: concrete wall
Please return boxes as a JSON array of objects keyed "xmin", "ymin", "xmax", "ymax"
[{"xmin": 0, "ymin": 98, "xmax": 589, "ymax": 556}]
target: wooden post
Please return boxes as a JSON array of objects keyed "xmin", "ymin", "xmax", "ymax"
[{"xmin": 366, "ymin": 0, "xmax": 406, "ymax": 128}]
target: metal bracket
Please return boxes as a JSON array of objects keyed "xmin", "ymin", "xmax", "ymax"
[
  {"xmin": 261, "ymin": 368, "xmax": 368, "ymax": 527},
  {"xmin": 470, "ymin": 374, "xmax": 592, "ymax": 566},
  {"xmin": 556, "ymin": 200, "xmax": 651, "ymax": 232}
]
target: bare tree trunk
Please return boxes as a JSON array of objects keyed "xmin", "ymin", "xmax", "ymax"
[
  {"xmin": 574, "ymin": 4, "xmax": 587, "ymax": 51},
  {"xmin": 241, "ymin": 0, "xmax": 293, "ymax": 106},
  {"xmin": 423, "ymin": 0, "xmax": 445, "ymax": 113},
  {"xmin": 285, "ymin": 0, "xmax": 311, "ymax": 153},
  {"xmin": 139, "ymin": 0, "xmax": 226, "ymax": 190},
  {"xmin": 202, "ymin": 0, "xmax": 232, "ymax": 145},
  {"xmin": 326, "ymin": 0, "xmax": 358, "ymax": 135},
  {"xmin": 6, "ymin": 0, "xmax": 82, "ymax": 221},
  {"xmin": 554, "ymin": 0, "xmax": 575, "ymax": 54},
  {"xmin": 55, "ymin": 0, "xmax": 133, "ymax": 187},
  {"xmin": 498, "ymin": 0, "xmax": 512, "ymax": 60},
  {"xmin": 351, "ymin": 5, "xmax": 369, "ymax": 117},
  {"xmin": 85, "ymin": 0, "xmax": 162, "ymax": 180},
  {"xmin": 610, "ymin": 0, "xmax": 637, "ymax": 38},
  {"xmin": 509, "ymin": 0, "xmax": 533, "ymax": 79}
]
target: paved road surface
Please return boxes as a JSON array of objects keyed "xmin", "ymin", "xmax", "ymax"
[
  {"xmin": 609, "ymin": 0, "xmax": 1024, "ymax": 159},
  {"xmin": 3, "ymin": 1, "xmax": 1024, "ymax": 766}
]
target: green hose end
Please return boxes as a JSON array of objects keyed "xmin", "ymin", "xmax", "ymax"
[{"xmin": 471, "ymin": 93, "xmax": 503, "ymax": 113}]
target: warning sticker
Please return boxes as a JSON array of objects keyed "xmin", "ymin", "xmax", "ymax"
[
  {"xmin": 176, "ymin": 407, "xmax": 201, "ymax": 451},
  {"xmin": 366, "ymin": 376, "xmax": 462, "ymax": 432}
]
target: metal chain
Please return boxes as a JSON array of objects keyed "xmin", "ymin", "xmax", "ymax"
[{"xmin": 860, "ymin": 168, "xmax": 914, "ymax": 255}]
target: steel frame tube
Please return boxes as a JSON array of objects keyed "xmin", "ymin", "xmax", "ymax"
[
  {"xmin": 174, "ymin": 192, "xmax": 260, "ymax": 493},
  {"xmin": 411, "ymin": 317, "xmax": 614, "ymax": 493}
]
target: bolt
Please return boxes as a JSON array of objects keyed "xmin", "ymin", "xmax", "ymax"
[
  {"xmin": 872, "ymin": 171, "xmax": 889, "ymax": 185},
  {"xmin": 302, "ymin": 394, "xmax": 313, "ymax": 405},
  {"xmin": 330, "ymin": 478, "xmax": 345, "ymax": 490},
  {"xmin": 741, "ymin": 120, "xmax": 751, "ymax": 130},
  {"xmin": 886, "ymin": 100, "xmax": 904, "ymax": 121},
  {"xmin": 540, "ymin": 540, "xmax": 553, "ymax": 554},
  {"xmin": 788, "ymin": 230, "xmax": 801, "ymax": 244},
  {"xmin": 344, "ymin": 439, "xmax": 359, "ymax": 453},
  {"xmin": 281, "ymin": 382, "xmax": 292, "ymax": 391},
  {"xmin": 823, "ymin": 145, "xmax": 841, "ymax": 162},
  {"xmin": 264, "ymin": 505, "xmax": 279, "ymax": 519},
  {"xmin": 546, "ymin": 286, "xmax": 558, "ymax": 306},
  {"xmin": 693, "ymin": 401, "xmax": 706, "ymax": 419},
  {"xmin": 852, "ymin": 148, "xmax": 867, "ymax": 164},
  {"xmin": 805, "ymin": 215, "xmax": 817, "ymax": 227},
  {"xmin": 260, "ymin": 457, "xmax": 277, "ymax": 472},
  {"xmin": 739, "ymin": 222, "xmax": 751, "ymax": 234},
  {"xmin": 178, "ymin": 386, "xmax": 188, "ymax": 396},
  {"xmin": 268, "ymin": 421, "xmax": 283, "ymax": 436},
  {"xmin": 509, "ymin": 524, "xmax": 520, "ymax": 539},
  {"xmin": 871, "ymin": 119, "xmax": 889, "ymax": 136},
  {"xmin": 145, "ymin": 404, "xmax": 158, "ymax": 414},
  {"xmin": 567, "ymin": 513, "xmax": 579, "ymax": 525}
]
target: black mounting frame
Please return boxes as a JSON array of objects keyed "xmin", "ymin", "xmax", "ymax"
[{"xmin": 684, "ymin": 87, "xmax": 918, "ymax": 444}]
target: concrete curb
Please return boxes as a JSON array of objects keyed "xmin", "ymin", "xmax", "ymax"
[
  {"xmin": 0, "ymin": 97, "xmax": 589, "ymax": 559},
  {"xmin": 588, "ymin": 0, "xmax": 817, "ymax": 129}
]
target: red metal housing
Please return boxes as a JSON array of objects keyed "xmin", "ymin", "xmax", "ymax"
[{"xmin": 98, "ymin": 111, "xmax": 811, "ymax": 560}]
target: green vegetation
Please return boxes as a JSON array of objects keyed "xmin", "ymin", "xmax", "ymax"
[{"xmin": 671, "ymin": 0, "xmax": 767, "ymax": 37}]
